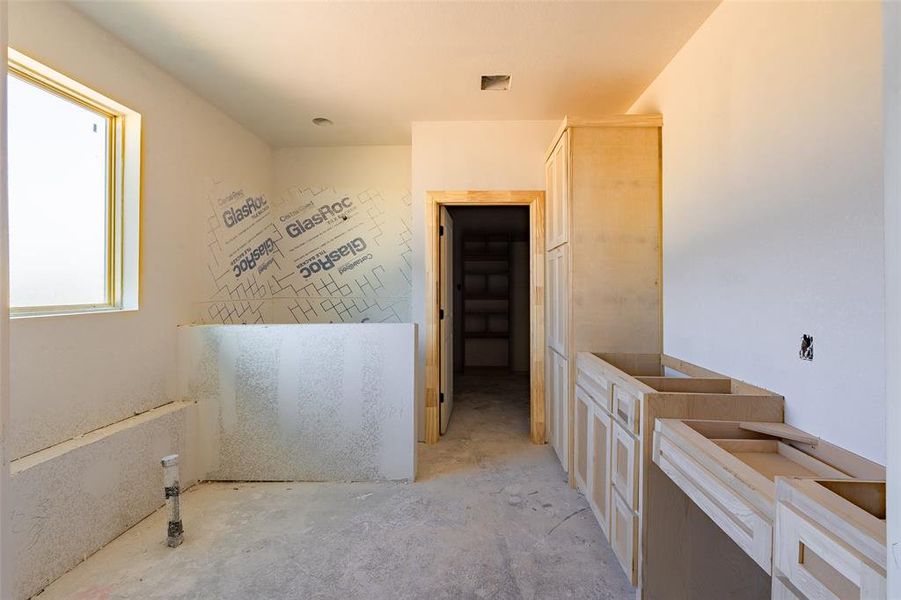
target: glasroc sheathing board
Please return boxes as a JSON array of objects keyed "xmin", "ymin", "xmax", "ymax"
[
  {"xmin": 196, "ymin": 185, "xmax": 412, "ymax": 325},
  {"xmin": 177, "ymin": 324, "xmax": 416, "ymax": 482}
]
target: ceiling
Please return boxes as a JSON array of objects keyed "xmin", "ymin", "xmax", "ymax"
[{"xmin": 71, "ymin": 1, "xmax": 719, "ymax": 147}]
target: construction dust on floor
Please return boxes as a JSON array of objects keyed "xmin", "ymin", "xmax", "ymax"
[{"xmin": 37, "ymin": 375, "xmax": 633, "ymax": 600}]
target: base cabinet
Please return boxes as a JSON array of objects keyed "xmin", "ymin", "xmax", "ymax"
[
  {"xmin": 574, "ymin": 361, "xmax": 637, "ymax": 586},
  {"xmin": 575, "ymin": 351, "xmax": 786, "ymax": 594},
  {"xmin": 773, "ymin": 478, "xmax": 886, "ymax": 600},
  {"xmin": 543, "ymin": 116, "xmax": 663, "ymax": 490}
]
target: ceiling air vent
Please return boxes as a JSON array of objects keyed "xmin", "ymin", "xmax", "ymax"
[{"xmin": 480, "ymin": 75, "xmax": 511, "ymax": 91}]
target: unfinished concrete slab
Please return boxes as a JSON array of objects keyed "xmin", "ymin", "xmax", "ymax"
[{"xmin": 36, "ymin": 375, "xmax": 633, "ymax": 600}]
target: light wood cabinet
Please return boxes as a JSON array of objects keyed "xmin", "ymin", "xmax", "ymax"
[
  {"xmin": 773, "ymin": 478, "xmax": 886, "ymax": 600},
  {"xmin": 575, "ymin": 351, "xmax": 786, "ymax": 593},
  {"xmin": 650, "ymin": 415, "xmax": 885, "ymax": 600},
  {"xmin": 543, "ymin": 116, "xmax": 663, "ymax": 480}
]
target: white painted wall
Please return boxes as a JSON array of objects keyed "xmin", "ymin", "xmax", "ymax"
[
  {"xmin": 411, "ymin": 120, "xmax": 559, "ymax": 439},
  {"xmin": 7, "ymin": 2, "xmax": 273, "ymax": 458},
  {"xmin": 273, "ymin": 145, "xmax": 411, "ymax": 195},
  {"xmin": 630, "ymin": 0, "xmax": 885, "ymax": 462},
  {"xmin": 883, "ymin": 0, "xmax": 901, "ymax": 591}
]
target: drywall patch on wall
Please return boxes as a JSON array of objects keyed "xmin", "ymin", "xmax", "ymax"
[
  {"xmin": 10, "ymin": 404, "xmax": 188, "ymax": 600},
  {"xmin": 197, "ymin": 182, "xmax": 412, "ymax": 324},
  {"xmin": 178, "ymin": 324, "xmax": 416, "ymax": 481}
]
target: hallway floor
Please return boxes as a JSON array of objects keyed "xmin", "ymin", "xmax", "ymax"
[{"xmin": 37, "ymin": 374, "xmax": 633, "ymax": 600}]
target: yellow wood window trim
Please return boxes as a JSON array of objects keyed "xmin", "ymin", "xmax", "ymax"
[{"xmin": 7, "ymin": 49, "xmax": 141, "ymax": 318}]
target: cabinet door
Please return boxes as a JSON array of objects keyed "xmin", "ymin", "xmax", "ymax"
[
  {"xmin": 589, "ymin": 405, "xmax": 612, "ymax": 541},
  {"xmin": 574, "ymin": 386, "xmax": 591, "ymax": 492},
  {"xmin": 545, "ymin": 150, "xmax": 556, "ymax": 249},
  {"xmin": 548, "ymin": 349, "xmax": 568, "ymax": 472},
  {"xmin": 611, "ymin": 488, "xmax": 638, "ymax": 586},
  {"xmin": 546, "ymin": 130, "xmax": 569, "ymax": 249},
  {"xmin": 545, "ymin": 250, "xmax": 557, "ymax": 352},
  {"xmin": 611, "ymin": 420, "xmax": 639, "ymax": 511},
  {"xmin": 545, "ymin": 245, "xmax": 568, "ymax": 356}
]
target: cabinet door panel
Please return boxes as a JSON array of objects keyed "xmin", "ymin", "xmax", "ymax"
[
  {"xmin": 546, "ymin": 251, "xmax": 558, "ymax": 352},
  {"xmin": 545, "ymin": 130, "xmax": 569, "ymax": 249},
  {"xmin": 545, "ymin": 348, "xmax": 555, "ymax": 448},
  {"xmin": 574, "ymin": 386, "xmax": 591, "ymax": 492},
  {"xmin": 590, "ymin": 406, "xmax": 612, "ymax": 540},
  {"xmin": 549, "ymin": 349, "xmax": 569, "ymax": 472},
  {"xmin": 545, "ymin": 246, "xmax": 568, "ymax": 356},
  {"xmin": 545, "ymin": 151, "xmax": 556, "ymax": 249},
  {"xmin": 611, "ymin": 420, "xmax": 639, "ymax": 511},
  {"xmin": 611, "ymin": 488, "xmax": 638, "ymax": 585}
]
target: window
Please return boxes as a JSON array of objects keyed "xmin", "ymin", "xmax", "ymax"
[{"xmin": 7, "ymin": 50, "xmax": 141, "ymax": 316}]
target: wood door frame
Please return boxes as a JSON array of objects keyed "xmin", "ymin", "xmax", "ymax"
[{"xmin": 424, "ymin": 190, "xmax": 546, "ymax": 444}]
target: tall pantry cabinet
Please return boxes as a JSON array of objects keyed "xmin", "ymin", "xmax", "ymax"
[{"xmin": 544, "ymin": 116, "xmax": 663, "ymax": 478}]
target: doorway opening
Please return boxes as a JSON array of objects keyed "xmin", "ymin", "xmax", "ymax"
[{"xmin": 424, "ymin": 191, "xmax": 545, "ymax": 445}]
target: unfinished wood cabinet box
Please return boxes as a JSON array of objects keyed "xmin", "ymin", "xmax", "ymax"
[
  {"xmin": 774, "ymin": 478, "xmax": 886, "ymax": 600},
  {"xmin": 544, "ymin": 116, "xmax": 663, "ymax": 489},
  {"xmin": 573, "ymin": 352, "xmax": 784, "ymax": 589},
  {"xmin": 651, "ymin": 418, "xmax": 885, "ymax": 599}
]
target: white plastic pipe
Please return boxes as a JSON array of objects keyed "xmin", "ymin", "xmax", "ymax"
[{"xmin": 161, "ymin": 454, "xmax": 183, "ymax": 547}]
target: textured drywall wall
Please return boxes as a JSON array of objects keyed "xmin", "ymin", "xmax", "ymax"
[
  {"xmin": 411, "ymin": 120, "xmax": 559, "ymax": 439},
  {"xmin": 7, "ymin": 1, "xmax": 273, "ymax": 459},
  {"xmin": 629, "ymin": 0, "xmax": 885, "ymax": 462},
  {"xmin": 197, "ymin": 146, "xmax": 413, "ymax": 324},
  {"xmin": 10, "ymin": 404, "xmax": 189, "ymax": 600},
  {"xmin": 178, "ymin": 324, "xmax": 416, "ymax": 481}
]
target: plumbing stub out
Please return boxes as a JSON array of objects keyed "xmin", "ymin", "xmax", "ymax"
[{"xmin": 161, "ymin": 454, "xmax": 184, "ymax": 547}]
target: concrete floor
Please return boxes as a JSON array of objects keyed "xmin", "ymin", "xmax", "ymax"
[{"xmin": 37, "ymin": 374, "xmax": 633, "ymax": 600}]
